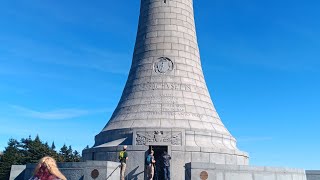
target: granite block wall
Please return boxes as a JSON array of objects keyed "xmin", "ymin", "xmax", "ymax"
[
  {"xmin": 186, "ymin": 163, "xmax": 307, "ymax": 180},
  {"xmin": 10, "ymin": 161, "xmax": 120, "ymax": 180}
]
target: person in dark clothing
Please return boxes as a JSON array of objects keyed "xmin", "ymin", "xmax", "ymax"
[{"xmin": 162, "ymin": 151, "xmax": 171, "ymax": 180}]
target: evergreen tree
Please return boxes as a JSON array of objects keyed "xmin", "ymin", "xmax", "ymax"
[
  {"xmin": 44, "ymin": 142, "xmax": 49, "ymax": 149},
  {"xmin": 72, "ymin": 150, "xmax": 81, "ymax": 162},
  {"xmin": 51, "ymin": 142, "xmax": 56, "ymax": 150},
  {"xmin": 67, "ymin": 146, "xmax": 73, "ymax": 162},
  {"xmin": 0, "ymin": 136, "xmax": 82, "ymax": 179},
  {"xmin": 58, "ymin": 144, "xmax": 68, "ymax": 162},
  {"xmin": 21, "ymin": 135, "xmax": 53, "ymax": 163},
  {"xmin": 0, "ymin": 139, "xmax": 23, "ymax": 180}
]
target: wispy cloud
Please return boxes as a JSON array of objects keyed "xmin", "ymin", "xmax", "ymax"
[
  {"xmin": 9, "ymin": 105, "xmax": 110, "ymax": 120},
  {"xmin": 0, "ymin": 36, "xmax": 131, "ymax": 76},
  {"xmin": 76, "ymin": 46, "xmax": 131, "ymax": 74}
]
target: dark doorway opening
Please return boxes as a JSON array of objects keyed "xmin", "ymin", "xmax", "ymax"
[{"xmin": 148, "ymin": 146, "xmax": 168, "ymax": 180}]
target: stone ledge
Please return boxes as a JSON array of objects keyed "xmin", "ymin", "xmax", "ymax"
[
  {"xmin": 187, "ymin": 163, "xmax": 307, "ymax": 180},
  {"xmin": 189, "ymin": 163, "xmax": 306, "ymax": 174},
  {"xmin": 306, "ymin": 170, "xmax": 320, "ymax": 174}
]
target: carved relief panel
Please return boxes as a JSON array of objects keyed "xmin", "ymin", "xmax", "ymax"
[{"xmin": 135, "ymin": 130, "xmax": 183, "ymax": 146}]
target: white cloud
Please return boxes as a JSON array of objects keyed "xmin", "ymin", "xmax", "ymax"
[{"xmin": 9, "ymin": 105, "xmax": 110, "ymax": 120}]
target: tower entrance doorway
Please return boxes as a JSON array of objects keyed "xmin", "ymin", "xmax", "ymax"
[{"xmin": 149, "ymin": 146, "xmax": 168, "ymax": 180}]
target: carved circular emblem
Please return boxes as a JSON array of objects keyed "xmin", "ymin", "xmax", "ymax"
[
  {"xmin": 200, "ymin": 171, "xmax": 208, "ymax": 180},
  {"xmin": 91, "ymin": 169, "xmax": 99, "ymax": 179},
  {"xmin": 154, "ymin": 57, "xmax": 174, "ymax": 74}
]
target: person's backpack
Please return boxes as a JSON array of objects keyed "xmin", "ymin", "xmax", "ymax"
[
  {"xmin": 146, "ymin": 155, "xmax": 152, "ymax": 165},
  {"xmin": 119, "ymin": 151, "xmax": 125, "ymax": 161}
]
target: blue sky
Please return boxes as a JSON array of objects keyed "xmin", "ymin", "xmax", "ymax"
[{"xmin": 0, "ymin": 0, "xmax": 319, "ymax": 169}]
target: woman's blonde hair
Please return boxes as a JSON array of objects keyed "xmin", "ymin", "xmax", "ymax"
[{"xmin": 34, "ymin": 156, "xmax": 67, "ymax": 180}]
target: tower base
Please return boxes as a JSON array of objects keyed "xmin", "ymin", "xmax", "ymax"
[
  {"xmin": 10, "ymin": 160, "xmax": 307, "ymax": 180},
  {"xmin": 82, "ymin": 145, "xmax": 249, "ymax": 180}
]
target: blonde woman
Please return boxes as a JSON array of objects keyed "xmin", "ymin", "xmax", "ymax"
[{"xmin": 29, "ymin": 156, "xmax": 67, "ymax": 180}]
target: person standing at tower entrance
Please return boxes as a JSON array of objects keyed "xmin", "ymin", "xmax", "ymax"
[
  {"xmin": 119, "ymin": 145, "xmax": 128, "ymax": 180},
  {"xmin": 162, "ymin": 151, "xmax": 171, "ymax": 180},
  {"xmin": 146, "ymin": 150, "xmax": 156, "ymax": 180}
]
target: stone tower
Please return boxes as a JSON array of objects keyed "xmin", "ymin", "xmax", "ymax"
[{"xmin": 83, "ymin": 0, "xmax": 249, "ymax": 179}]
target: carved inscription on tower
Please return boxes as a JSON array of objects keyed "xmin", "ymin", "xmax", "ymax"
[
  {"xmin": 133, "ymin": 83, "xmax": 191, "ymax": 91},
  {"xmin": 136, "ymin": 131, "xmax": 182, "ymax": 145}
]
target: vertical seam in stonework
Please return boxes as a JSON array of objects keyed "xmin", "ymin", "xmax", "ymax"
[
  {"xmin": 129, "ymin": 120, "xmax": 135, "ymax": 129},
  {"xmin": 161, "ymin": 74, "xmax": 164, "ymax": 123},
  {"xmin": 187, "ymin": 120, "xmax": 192, "ymax": 130},
  {"xmin": 193, "ymin": 132, "xmax": 200, "ymax": 147}
]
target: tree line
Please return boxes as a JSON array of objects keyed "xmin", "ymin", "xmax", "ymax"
[{"xmin": 0, "ymin": 135, "xmax": 83, "ymax": 180}]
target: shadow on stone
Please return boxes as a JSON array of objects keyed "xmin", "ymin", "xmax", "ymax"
[
  {"xmin": 127, "ymin": 166, "xmax": 143, "ymax": 180},
  {"xmin": 9, "ymin": 165, "xmax": 26, "ymax": 180},
  {"xmin": 185, "ymin": 163, "xmax": 191, "ymax": 180},
  {"xmin": 14, "ymin": 169, "xmax": 25, "ymax": 180}
]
